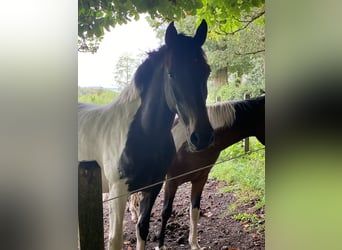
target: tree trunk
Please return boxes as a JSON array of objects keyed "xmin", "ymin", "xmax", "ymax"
[{"xmin": 213, "ymin": 67, "xmax": 228, "ymax": 88}]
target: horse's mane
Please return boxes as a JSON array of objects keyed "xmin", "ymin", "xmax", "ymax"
[
  {"xmin": 110, "ymin": 46, "xmax": 168, "ymax": 105},
  {"xmin": 133, "ymin": 46, "xmax": 168, "ymax": 94},
  {"xmin": 207, "ymin": 96, "xmax": 265, "ymax": 129},
  {"xmin": 172, "ymin": 96, "xmax": 266, "ymax": 131},
  {"xmin": 114, "ymin": 33, "xmax": 209, "ymax": 106},
  {"xmin": 233, "ymin": 96, "xmax": 265, "ymax": 114},
  {"xmin": 171, "ymin": 100, "xmax": 236, "ymax": 131},
  {"xmin": 133, "ymin": 33, "xmax": 208, "ymax": 93},
  {"xmin": 207, "ymin": 101, "xmax": 236, "ymax": 129}
]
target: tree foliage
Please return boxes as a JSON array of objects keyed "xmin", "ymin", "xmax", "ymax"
[
  {"xmin": 162, "ymin": 13, "xmax": 264, "ymax": 89},
  {"xmin": 78, "ymin": 0, "xmax": 203, "ymax": 52},
  {"xmin": 113, "ymin": 53, "xmax": 140, "ymax": 89},
  {"xmin": 206, "ymin": 16, "xmax": 265, "ymax": 79},
  {"xmin": 78, "ymin": 0, "xmax": 264, "ymax": 53},
  {"xmin": 196, "ymin": 0, "xmax": 264, "ymax": 37},
  {"xmin": 207, "ymin": 57, "xmax": 265, "ymax": 105}
]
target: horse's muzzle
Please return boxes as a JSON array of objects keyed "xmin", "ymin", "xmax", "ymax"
[{"xmin": 189, "ymin": 130, "xmax": 214, "ymax": 151}]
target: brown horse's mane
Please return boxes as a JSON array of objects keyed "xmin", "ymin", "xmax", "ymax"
[
  {"xmin": 172, "ymin": 96, "xmax": 265, "ymax": 133},
  {"xmin": 171, "ymin": 101, "xmax": 236, "ymax": 130},
  {"xmin": 207, "ymin": 101, "xmax": 236, "ymax": 129}
]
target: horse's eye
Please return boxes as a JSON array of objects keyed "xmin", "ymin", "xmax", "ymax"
[{"xmin": 168, "ymin": 72, "xmax": 175, "ymax": 79}]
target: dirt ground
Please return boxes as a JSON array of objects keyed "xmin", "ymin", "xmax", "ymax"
[{"xmin": 103, "ymin": 179, "xmax": 265, "ymax": 250}]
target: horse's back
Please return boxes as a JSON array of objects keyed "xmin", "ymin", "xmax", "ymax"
[
  {"xmin": 78, "ymin": 102, "xmax": 106, "ymax": 162},
  {"xmin": 77, "ymin": 91, "xmax": 142, "ymax": 190}
]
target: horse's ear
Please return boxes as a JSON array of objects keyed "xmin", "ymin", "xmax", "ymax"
[
  {"xmin": 194, "ymin": 20, "xmax": 207, "ymax": 46},
  {"xmin": 165, "ymin": 21, "xmax": 178, "ymax": 46}
]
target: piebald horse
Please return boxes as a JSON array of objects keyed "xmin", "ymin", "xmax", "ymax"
[
  {"xmin": 157, "ymin": 96, "xmax": 265, "ymax": 250},
  {"xmin": 78, "ymin": 20, "xmax": 214, "ymax": 250}
]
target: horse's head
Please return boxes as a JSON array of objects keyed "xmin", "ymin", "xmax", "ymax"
[{"xmin": 163, "ymin": 20, "xmax": 214, "ymax": 151}]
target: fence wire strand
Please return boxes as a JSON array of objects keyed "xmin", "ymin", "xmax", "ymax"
[{"xmin": 103, "ymin": 147, "xmax": 265, "ymax": 203}]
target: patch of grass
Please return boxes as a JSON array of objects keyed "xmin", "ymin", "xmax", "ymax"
[
  {"xmin": 209, "ymin": 137, "xmax": 265, "ymax": 229},
  {"xmin": 209, "ymin": 137, "xmax": 265, "ymax": 203},
  {"xmin": 233, "ymin": 212, "xmax": 258, "ymax": 223},
  {"xmin": 226, "ymin": 203, "xmax": 238, "ymax": 213},
  {"xmin": 232, "ymin": 212, "xmax": 265, "ymax": 232}
]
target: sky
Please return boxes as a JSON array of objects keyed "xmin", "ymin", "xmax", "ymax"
[{"xmin": 78, "ymin": 16, "xmax": 160, "ymax": 88}]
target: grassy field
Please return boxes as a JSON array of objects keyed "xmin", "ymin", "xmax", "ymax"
[{"xmin": 78, "ymin": 88, "xmax": 119, "ymax": 105}]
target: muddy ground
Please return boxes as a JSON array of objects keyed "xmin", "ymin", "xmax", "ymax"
[{"xmin": 103, "ymin": 179, "xmax": 264, "ymax": 250}]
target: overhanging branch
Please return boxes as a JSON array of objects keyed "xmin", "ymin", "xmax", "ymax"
[
  {"xmin": 214, "ymin": 9, "xmax": 265, "ymax": 36},
  {"xmin": 235, "ymin": 49, "xmax": 265, "ymax": 56}
]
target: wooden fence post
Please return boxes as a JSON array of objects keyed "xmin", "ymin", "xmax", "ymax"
[
  {"xmin": 78, "ymin": 161, "xmax": 104, "ymax": 250},
  {"xmin": 243, "ymin": 93, "xmax": 250, "ymax": 153}
]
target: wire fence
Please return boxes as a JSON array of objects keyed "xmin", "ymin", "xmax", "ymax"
[{"xmin": 103, "ymin": 146, "xmax": 265, "ymax": 203}]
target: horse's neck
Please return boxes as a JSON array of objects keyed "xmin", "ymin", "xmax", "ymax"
[
  {"xmin": 215, "ymin": 100, "xmax": 263, "ymax": 150},
  {"xmin": 137, "ymin": 68, "xmax": 175, "ymax": 135},
  {"xmin": 215, "ymin": 126, "xmax": 252, "ymax": 151}
]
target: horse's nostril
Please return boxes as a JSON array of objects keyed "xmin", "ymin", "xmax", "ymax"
[
  {"xmin": 209, "ymin": 133, "xmax": 214, "ymax": 145},
  {"xmin": 190, "ymin": 132, "xmax": 200, "ymax": 147},
  {"xmin": 190, "ymin": 131, "xmax": 214, "ymax": 150}
]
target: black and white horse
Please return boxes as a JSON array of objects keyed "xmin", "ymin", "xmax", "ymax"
[{"xmin": 78, "ymin": 20, "xmax": 214, "ymax": 250}]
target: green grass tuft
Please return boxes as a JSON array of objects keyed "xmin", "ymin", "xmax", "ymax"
[{"xmin": 209, "ymin": 137, "xmax": 265, "ymax": 230}]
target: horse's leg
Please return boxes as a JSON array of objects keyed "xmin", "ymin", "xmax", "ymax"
[
  {"xmin": 157, "ymin": 180, "xmax": 178, "ymax": 250},
  {"xmin": 129, "ymin": 192, "xmax": 140, "ymax": 223},
  {"xmin": 136, "ymin": 183, "xmax": 163, "ymax": 250},
  {"xmin": 108, "ymin": 183, "xmax": 128, "ymax": 250},
  {"xmin": 189, "ymin": 177, "xmax": 208, "ymax": 250}
]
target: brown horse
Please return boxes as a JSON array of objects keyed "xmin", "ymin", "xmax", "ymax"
[{"xmin": 156, "ymin": 95, "xmax": 265, "ymax": 250}]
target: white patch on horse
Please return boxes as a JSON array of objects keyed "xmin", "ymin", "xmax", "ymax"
[
  {"xmin": 136, "ymin": 214, "xmax": 146, "ymax": 250},
  {"xmin": 189, "ymin": 207, "xmax": 203, "ymax": 250},
  {"xmin": 78, "ymin": 84, "xmax": 140, "ymax": 191},
  {"xmin": 78, "ymin": 83, "xmax": 141, "ymax": 249},
  {"xmin": 128, "ymin": 192, "xmax": 141, "ymax": 223}
]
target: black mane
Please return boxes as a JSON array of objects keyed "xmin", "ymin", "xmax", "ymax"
[
  {"xmin": 234, "ymin": 96, "xmax": 265, "ymax": 111},
  {"xmin": 133, "ymin": 45, "xmax": 168, "ymax": 94}
]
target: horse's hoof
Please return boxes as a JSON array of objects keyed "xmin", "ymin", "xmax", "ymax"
[
  {"xmin": 190, "ymin": 246, "xmax": 206, "ymax": 250},
  {"xmin": 131, "ymin": 217, "xmax": 138, "ymax": 223},
  {"xmin": 155, "ymin": 246, "xmax": 167, "ymax": 250}
]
